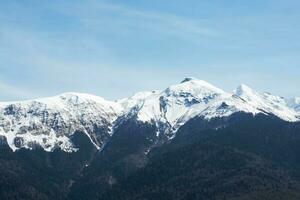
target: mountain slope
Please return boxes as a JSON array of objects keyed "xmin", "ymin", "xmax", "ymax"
[
  {"xmin": 97, "ymin": 113, "xmax": 300, "ymax": 200},
  {"xmin": 0, "ymin": 78, "xmax": 300, "ymax": 200},
  {"xmin": 0, "ymin": 93, "xmax": 122, "ymax": 152}
]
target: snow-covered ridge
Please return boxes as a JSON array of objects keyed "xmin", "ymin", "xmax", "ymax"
[
  {"xmin": 0, "ymin": 79, "xmax": 299, "ymax": 152},
  {"xmin": 121, "ymin": 79, "xmax": 299, "ymax": 138},
  {"xmin": 234, "ymin": 84, "xmax": 299, "ymax": 121},
  {"xmin": 0, "ymin": 93, "xmax": 122, "ymax": 152}
]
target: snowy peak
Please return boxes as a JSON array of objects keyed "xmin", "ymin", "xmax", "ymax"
[
  {"xmin": 117, "ymin": 91, "xmax": 160, "ymax": 112},
  {"xmin": 163, "ymin": 79, "xmax": 227, "ymax": 110},
  {"xmin": 0, "ymin": 79, "xmax": 299, "ymax": 152},
  {"xmin": 0, "ymin": 92, "xmax": 122, "ymax": 113},
  {"xmin": 128, "ymin": 80, "xmax": 299, "ymax": 138},
  {"xmin": 235, "ymin": 84, "xmax": 256, "ymax": 98},
  {"xmin": 172, "ymin": 78, "xmax": 226, "ymax": 96},
  {"xmin": 234, "ymin": 84, "xmax": 265, "ymax": 105},
  {"xmin": 161, "ymin": 79, "xmax": 228, "ymax": 122},
  {"xmin": 122, "ymin": 79, "xmax": 232, "ymax": 137},
  {"xmin": 0, "ymin": 93, "xmax": 123, "ymax": 152},
  {"xmin": 234, "ymin": 85, "xmax": 299, "ymax": 122}
]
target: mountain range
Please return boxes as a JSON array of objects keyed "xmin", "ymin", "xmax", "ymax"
[
  {"xmin": 1, "ymin": 77, "xmax": 299, "ymax": 153},
  {"xmin": 0, "ymin": 78, "xmax": 300, "ymax": 200}
]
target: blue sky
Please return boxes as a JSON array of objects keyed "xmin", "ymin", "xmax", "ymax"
[{"xmin": 0, "ymin": 0, "xmax": 300, "ymax": 101}]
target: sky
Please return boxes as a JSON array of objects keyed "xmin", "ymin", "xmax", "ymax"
[{"xmin": 0, "ymin": 0, "xmax": 300, "ymax": 101}]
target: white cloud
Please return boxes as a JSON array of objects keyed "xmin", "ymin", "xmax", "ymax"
[
  {"xmin": 97, "ymin": 2, "xmax": 218, "ymax": 36},
  {"xmin": 54, "ymin": 1, "xmax": 219, "ymax": 41}
]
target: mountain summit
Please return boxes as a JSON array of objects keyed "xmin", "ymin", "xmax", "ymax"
[{"xmin": 0, "ymin": 78, "xmax": 299, "ymax": 152}]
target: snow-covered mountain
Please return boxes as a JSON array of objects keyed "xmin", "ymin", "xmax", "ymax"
[
  {"xmin": 0, "ymin": 78, "xmax": 299, "ymax": 152},
  {"xmin": 119, "ymin": 78, "xmax": 299, "ymax": 138},
  {"xmin": 0, "ymin": 93, "xmax": 122, "ymax": 152},
  {"xmin": 234, "ymin": 84, "xmax": 299, "ymax": 121}
]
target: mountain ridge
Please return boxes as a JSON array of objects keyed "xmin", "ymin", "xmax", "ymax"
[{"xmin": 0, "ymin": 78, "xmax": 299, "ymax": 152}]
